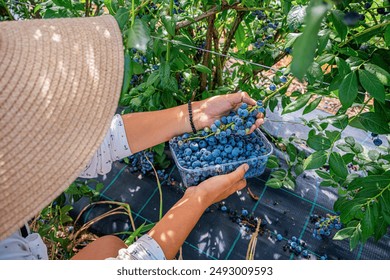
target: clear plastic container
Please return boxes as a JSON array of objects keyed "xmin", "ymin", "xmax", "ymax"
[{"xmin": 169, "ymin": 128, "xmax": 273, "ymax": 187}]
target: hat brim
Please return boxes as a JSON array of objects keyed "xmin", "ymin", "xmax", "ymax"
[{"xmin": 0, "ymin": 15, "xmax": 124, "ymax": 239}]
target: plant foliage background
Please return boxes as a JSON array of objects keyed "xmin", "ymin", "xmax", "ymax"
[{"xmin": 1, "ymin": 0, "xmax": 389, "ymax": 258}]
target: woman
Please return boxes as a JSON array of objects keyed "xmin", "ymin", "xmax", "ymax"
[{"xmin": 0, "ymin": 15, "xmax": 264, "ymax": 260}]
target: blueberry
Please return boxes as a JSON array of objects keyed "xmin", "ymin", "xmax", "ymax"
[
  {"xmin": 269, "ymin": 84, "xmax": 276, "ymax": 91},
  {"xmin": 276, "ymin": 234, "xmax": 283, "ymax": 241},
  {"xmin": 279, "ymin": 76, "xmax": 287, "ymax": 83},
  {"xmin": 291, "ymin": 236, "xmax": 297, "ymax": 242},
  {"xmin": 373, "ymin": 138, "xmax": 382, "ymax": 146},
  {"xmin": 364, "ymin": 2, "xmax": 372, "ymax": 9},
  {"xmin": 377, "ymin": 8, "xmax": 386, "ymax": 15}
]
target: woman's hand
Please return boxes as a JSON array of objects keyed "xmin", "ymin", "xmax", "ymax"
[
  {"xmin": 184, "ymin": 163, "xmax": 249, "ymax": 209},
  {"xmin": 192, "ymin": 91, "xmax": 265, "ymax": 134},
  {"xmin": 148, "ymin": 164, "xmax": 249, "ymax": 259}
]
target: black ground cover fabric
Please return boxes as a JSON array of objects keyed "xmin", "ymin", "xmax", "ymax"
[{"xmin": 70, "ymin": 107, "xmax": 389, "ymax": 260}]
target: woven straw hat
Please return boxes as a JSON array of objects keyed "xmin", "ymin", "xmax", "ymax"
[{"xmin": 0, "ymin": 15, "xmax": 124, "ymax": 239}]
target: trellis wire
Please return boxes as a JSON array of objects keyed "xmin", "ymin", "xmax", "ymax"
[{"xmin": 150, "ymin": 35, "xmax": 367, "ymax": 95}]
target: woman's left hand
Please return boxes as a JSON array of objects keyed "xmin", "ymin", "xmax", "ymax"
[{"xmin": 192, "ymin": 91, "xmax": 265, "ymax": 134}]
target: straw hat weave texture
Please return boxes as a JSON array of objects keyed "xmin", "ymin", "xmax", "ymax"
[{"xmin": 0, "ymin": 15, "xmax": 124, "ymax": 239}]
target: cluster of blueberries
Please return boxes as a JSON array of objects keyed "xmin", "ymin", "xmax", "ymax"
[
  {"xmin": 125, "ymin": 151, "xmax": 154, "ymax": 174},
  {"xmin": 173, "ymin": 0, "xmax": 184, "ymax": 14},
  {"xmin": 170, "ymin": 101, "xmax": 270, "ymax": 186},
  {"xmin": 267, "ymin": 74, "xmax": 287, "ymax": 92},
  {"xmin": 343, "ymin": 2, "xmax": 389, "ymax": 26},
  {"xmin": 131, "ymin": 48, "xmax": 148, "ymax": 64},
  {"xmin": 366, "ymin": 2, "xmax": 389, "ymax": 15},
  {"xmin": 252, "ymin": 20, "xmax": 279, "ymax": 49},
  {"xmin": 310, "ymin": 214, "xmax": 342, "ymax": 240},
  {"xmin": 277, "ymin": 234, "xmax": 311, "ymax": 259},
  {"xmin": 215, "ymin": 202, "xmax": 265, "ymax": 234},
  {"xmin": 130, "ymin": 74, "xmax": 143, "ymax": 86}
]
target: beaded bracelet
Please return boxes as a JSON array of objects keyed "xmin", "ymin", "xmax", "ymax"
[{"xmin": 187, "ymin": 100, "xmax": 197, "ymax": 134}]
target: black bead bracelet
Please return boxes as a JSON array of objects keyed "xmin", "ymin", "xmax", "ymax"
[{"xmin": 188, "ymin": 100, "xmax": 197, "ymax": 134}]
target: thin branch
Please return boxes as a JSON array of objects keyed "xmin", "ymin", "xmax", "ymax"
[
  {"xmin": 175, "ymin": 3, "xmax": 239, "ymax": 30},
  {"xmin": 212, "ymin": 26, "xmax": 223, "ymax": 88},
  {"xmin": 221, "ymin": 11, "xmax": 247, "ymax": 66},
  {"xmin": 85, "ymin": 0, "xmax": 90, "ymax": 17},
  {"xmin": 200, "ymin": 14, "xmax": 215, "ymax": 92}
]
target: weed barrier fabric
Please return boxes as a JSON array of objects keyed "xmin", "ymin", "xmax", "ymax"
[
  {"xmin": 70, "ymin": 107, "xmax": 389, "ymax": 260},
  {"xmin": 70, "ymin": 160, "xmax": 389, "ymax": 260}
]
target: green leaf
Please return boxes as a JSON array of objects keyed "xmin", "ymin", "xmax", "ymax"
[
  {"xmin": 333, "ymin": 227, "xmax": 355, "ymax": 240},
  {"xmin": 193, "ymin": 64, "xmax": 212, "ymax": 74},
  {"xmin": 348, "ymin": 175, "xmax": 390, "ymax": 191},
  {"xmin": 282, "ymin": 93, "xmax": 312, "ymax": 114},
  {"xmin": 342, "ymin": 153, "xmax": 355, "ymax": 164},
  {"xmin": 336, "ymin": 57, "xmax": 351, "ymax": 76},
  {"xmin": 294, "ymin": 164, "xmax": 304, "ymax": 176},
  {"xmin": 115, "ymin": 7, "xmax": 130, "ymax": 30},
  {"xmin": 286, "ymin": 5, "xmax": 306, "ymax": 30},
  {"xmin": 120, "ymin": 53, "xmax": 131, "ymax": 103},
  {"xmin": 307, "ymin": 134, "xmax": 331, "ymax": 150},
  {"xmin": 146, "ymin": 71, "xmax": 160, "ymax": 87},
  {"xmin": 266, "ymin": 178, "xmax": 283, "ymax": 189},
  {"xmin": 344, "ymin": 136, "xmax": 355, "ymax": 146},
  {"xmin": 153, "ymin": 143, "xmax": 165, "ymax": 156},
  {"xmin": 316, "ymin": 54, "xmax": 334, "ymax": 66},
  {"xmin": 266, "ymin": 155, "xmax": 279, "ymax": 169},
  {"xmin": 374, "ymin": 215, "xmax": 388, "ymax": 241},
  {"xmin": 285, "ymin": 33, "xmax": 301, "ymax": 48},
  {"xmin": 361, "ymin": 204, "xmax": 377, "ymax": 242},
  {"xmin": 235, "ymin": 23, "xmax": 246, "ymax": 50},
  {"xmin": 306, "ymin": 62, "xmax": 323, "ymax": 84},
  {"xmin": 161, "ymin": 92, "xmax": 176, "ymax": 108},
  {"xmin": 329, "ymin": 152, "xmax": 348, "ymax": 180},
  {"xmin": 303, "ymin": 150, "xmax": 327, "ymax": 170},
  {"xmin": 374, "ymin": 100, "xmax": 390, "ymax": 122},
  {"xmin": 281, "ymin": 0, "xmax": 292, "ymax": 14},
  {"xmin": 364, "ymin": 63, "xmax": 390, "ymax": 86},
  {"xmin": 104, "ymin": 0, "xmax": 117, "ymax": 15},
  {"xmin": 283, "ymin": 177, "xmax": 295, "ymax": 190},
  {"xmin": 303, "ymin": 97, "xmax": 322, "ymax": 115},
  {"xmin": 317, "ymin": 30, "xmax": 330, "ymax": 55},
  {"xmin": 330, "ymin": 10, "xmax": 347, "ymax": 41},
  {"xmin": 368, "ymin": 150, "xmax": 380, "ymax": 161},
  {"xmin": 159, "ymin": 60, "xmax": 171, "ymax": 89},
  {"xmin": 358, "ymin": 70, "xmax": 386, "ymax": 103},
  {"xmin": 126, "ymin": 19, "xmax": 150, "ymax": 52},
  {"xmin": 271, "ymin": 170, "xmax": 288, "ymax": 180},
  {"xmin": 350, "ymin": 224, "xmax": 361, "ymax": 250},
  {"xmin": 125, "ymin": 222, "xmax": 147, "ymax": 246},
  {"xmin": 385, "ymin": 25, "xmax": 390, "ymax": 47},
  {"xmin": 53, "ymin": 0, "xmax": 73, "ymax": 9},
  {"xmin": 161, "ymin": 15, "xmax": 175, "ymax": 37},
  {"xmin": 325, "ymin": 130, "xmax": 341, "ymax": 143},
  {"xmin": 339, "ymin": 71, "xmax": 358, "ymax": 108},
  {"xmin": 359, "ymin": 112, "xmax": 390, "ymax": 134},
  {"xmin": 316, "ymin": 170, "xmax": 333, "ymax": 180},
  {"xmin": 291, "ymin": 3, "xmax": 328, "ymax": 80},
  {"xmin": 340, "ymin": 201, "xmax": 365, "ymax": 224},
  {"xmin": 286, "ymin": 143, "xmax": 297, "ymax": 162}
]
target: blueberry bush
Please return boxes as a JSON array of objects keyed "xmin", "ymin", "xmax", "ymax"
[{"xmin": 1, "ymin": 0, "xmax": 389, "ymax": 254}]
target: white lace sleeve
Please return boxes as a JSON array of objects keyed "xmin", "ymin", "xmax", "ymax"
[
  {"xmin": 80, "ymin": 114, "xmax": 132, "ymax": 178},
  {"xmin": 107, "ymin": 234, "xmax": 166, "ymax": 260}
]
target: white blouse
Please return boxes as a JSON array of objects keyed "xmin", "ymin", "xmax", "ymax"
[{"xmin": 0, "ymin": 114, "xmax": 166, "ymax": 260}]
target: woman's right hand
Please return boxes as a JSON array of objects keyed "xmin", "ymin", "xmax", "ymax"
[{"xmin": 184, "ymin": 163, "xmax": 249, "ymax": 209}]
